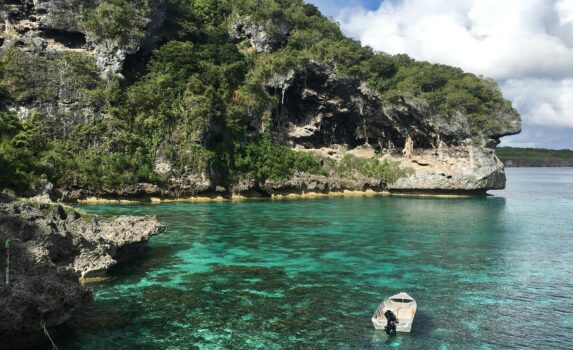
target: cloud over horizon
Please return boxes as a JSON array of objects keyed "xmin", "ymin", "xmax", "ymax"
[{"xmin": 309, "ymin": 0, "xmax": 573, "ymax": 149}]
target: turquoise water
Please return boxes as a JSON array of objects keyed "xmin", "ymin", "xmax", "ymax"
[{"xmin": 53, "ymin": 168, "xmax": 572, "ymax": 349}]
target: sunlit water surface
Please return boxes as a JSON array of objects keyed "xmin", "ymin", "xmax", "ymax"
[{"xmin": 49, "ymin": 168, "xmax": 573, "ymax": 349}]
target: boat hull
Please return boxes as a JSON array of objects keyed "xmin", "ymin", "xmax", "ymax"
[
  {"xmin": 371, "ymin": 317, "xmax": 414, "ymax": 333},
  {"xmin": 372, "ymin": 292, "xmax": 417, "ymax": 333}
]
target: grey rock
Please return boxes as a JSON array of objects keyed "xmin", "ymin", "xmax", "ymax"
[
  {"xmin": 71, "ymin": 215, "xmax": 165, "ymax": 278},
  {"xmin": 229, "ymin": 16, "xmax": 289, "ymax": 53},
  {"xmin": 164, "ymin": 171, "xmax": 213, "ymax": 197},
  {"xmin": 265, "ymin": 61, "xmax": 435, "ymax": 151},
  {"xmin": 34, "ymin": 0, "xmax": 86, "ymax": 33},
  {"xmin": 23, "ymin": 180, "xmax": 56, "ymax": 203},
  {"xmin": 387, "ymin": 145, "xmax": 507, "ymax": 193},
  {"xmin": 266, "ymin": 62, "xmax": 519, "ymax": 152},
  {"xmin": 263, "ymin": 172, "xmax": 384, "ymax": 195},
  {"xmin": 0, "ymin": 0, "xmax": 166, "ymax": 131},
  {"xmin": 0, "ymin": 198, "xmax": 165, "ymax": 348},
  {"xmin": 94, "ymin": 39, "xmax": 127, "ymax": 79},
  {"xmin": 260, "ymin": 62, "xmax": 520, "ymax": 193}
]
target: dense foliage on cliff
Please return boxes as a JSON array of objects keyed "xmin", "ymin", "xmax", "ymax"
[{"xmin": 0, "ymin": 0, "xmax": 518, "ymax": 194}]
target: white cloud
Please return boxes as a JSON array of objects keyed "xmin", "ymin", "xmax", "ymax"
[
  {"xmin": 557, "ymin": 0, "xmax": 573, "ymax": 25},
  {"xmin": 501, "ymin": 79, "xmax": 573, "ymax": 128},
  {"xmin": 331, "ymin": 0, "xmax": 573, "ymax": 148},
  {"xmin": 340, "ymin": 0, "xmax": 573, "ymax": 80}
]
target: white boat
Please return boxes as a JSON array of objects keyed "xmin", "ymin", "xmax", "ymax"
[{"xmin": 372, "ymin": 292, "xmax": 417, "ymax": 333}]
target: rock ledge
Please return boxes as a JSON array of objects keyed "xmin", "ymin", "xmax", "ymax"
[{"xmin": 0, "ymin": 194, "xmax": 165, "ymax": 349}]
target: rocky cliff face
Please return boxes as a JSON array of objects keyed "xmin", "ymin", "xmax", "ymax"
[
  {"xmin": 387, "ymin": 146, "xmax": 507, "ymax": 193},
  {"xmin": 0, "ymin": 0, "xmax": 165, "ymax": 135},
  {"xmin": 0, "ymin": 193, "xmax": 165, "ymax": 349},
  {"xmin": 140, "ymin": 60, "xmax": 520, "ymax": 199},
  {"xmin": 0, "ymin": 1, "xmax": 521, "ymax": 198},
  {"xmin": 264, "ymin": 62, "xmax": 520, "ymax": 193}
]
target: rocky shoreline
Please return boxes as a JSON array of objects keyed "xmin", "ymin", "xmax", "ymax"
[
  {"xmin": 69, "ymin": 189, "xmax": 485, "ymax": 205},
  {"xmin": 0, "ymin": 193, "xmax": 165, "ymax": 349},
  {"xmin": 41, "ymin": 143, "xmax": 507, "ymax": 204}
]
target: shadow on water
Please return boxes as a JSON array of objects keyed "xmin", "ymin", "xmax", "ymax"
[
  {"xmin": 409, "ymin": 312, "xmax": 433, "ymax": 338},
  {"xmin": 105, "ymin": 245, "xmax": 180, "ymax": 278}
]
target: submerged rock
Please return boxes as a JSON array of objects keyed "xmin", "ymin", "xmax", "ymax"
[{"xmin": 0, "ymin": 194, "xmax": 165, "ymax": 349}]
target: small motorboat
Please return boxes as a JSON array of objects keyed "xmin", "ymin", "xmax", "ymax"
[{"xmin": 372, "ymin": 292, "xmax": 417, "ymax": 333}]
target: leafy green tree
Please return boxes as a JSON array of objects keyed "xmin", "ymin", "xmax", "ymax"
[{"xmin": 234, "ymin": 135, "xmax": 319, "ymax": 181}]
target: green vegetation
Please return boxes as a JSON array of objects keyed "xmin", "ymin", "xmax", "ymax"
[
  {"xmin": 361, "ymin": 55, "xmax": 517, "ymax": 132},
  {"xmin": 337, "ymin": 154, "xmax": 407, "ymax": 184},
  {"xmin": 233, "ymin": 136, "xmax": 319, "ymax": 181},
  {"xmin": 0, "ymin": 0, "xmax": 516, "ymax": 193},
  {"xmin": 0, "ymin": 110, "xmax": 155, "ymax": 192},
  {"xmin": 81, "ymin": 0, "xmax": 154, "ymax": 48},
  {"xmin": 1, "ymin": 49, "xmax": 109, "ymax": 108},
  {"xmin": 0, "ymin": 112, "xmax": 36, "ymax": 192},
  {"xmin": 497, "ymin": 147, "xmax": 573, "ymax": 166}
]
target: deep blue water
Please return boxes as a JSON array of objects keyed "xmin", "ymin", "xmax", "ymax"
[{"xmin": 51, "ymin": 168, "xmax": 573, "ymax": 349}]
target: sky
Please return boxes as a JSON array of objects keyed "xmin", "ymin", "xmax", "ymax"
[{"xmin": 307, "ymin": 0, "xmax": 573, "ymax": 149}]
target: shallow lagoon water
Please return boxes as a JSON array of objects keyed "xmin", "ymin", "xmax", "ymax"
[{"xmin": 52, "ymin": 168, "xmax": 572, "ymax": 349}]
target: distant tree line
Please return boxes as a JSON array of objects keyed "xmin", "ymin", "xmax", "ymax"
[{"xmin": 497, "ymin": 147, "xmax": 573, "ymax": 167}]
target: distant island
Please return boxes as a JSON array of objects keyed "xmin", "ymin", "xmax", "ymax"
[{"xmin": 497, "ymin": 147, "xmax": 573, "ymax": 167}]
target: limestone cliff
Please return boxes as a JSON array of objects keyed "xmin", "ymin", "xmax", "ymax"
[
  {"xmin": 0, "ymin": 193, "xmax": 165, "ymax": 349},
  {"xmin": 0, "ymin": 0, "xmax": 165, "ymax": 134},
  {"xmin": 263, "ymin": 62, "xmax": 520, "ymax": 193},
  {"xmin": 0, "ymin": 1, "xmax": 521, "ymax": 198}
]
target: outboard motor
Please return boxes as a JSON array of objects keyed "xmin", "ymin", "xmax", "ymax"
[{"xmin": 384, "ymin": 310, "xmax": 399, "ymax": 335}]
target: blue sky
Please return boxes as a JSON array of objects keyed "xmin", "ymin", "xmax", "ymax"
[
  {"xmin": 307, "ymin": 0, "xmax": 380, "ymax": 17},
  {"xmin": 306, "ymin": 0, "xmax": 573, "ymax": 150}
]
